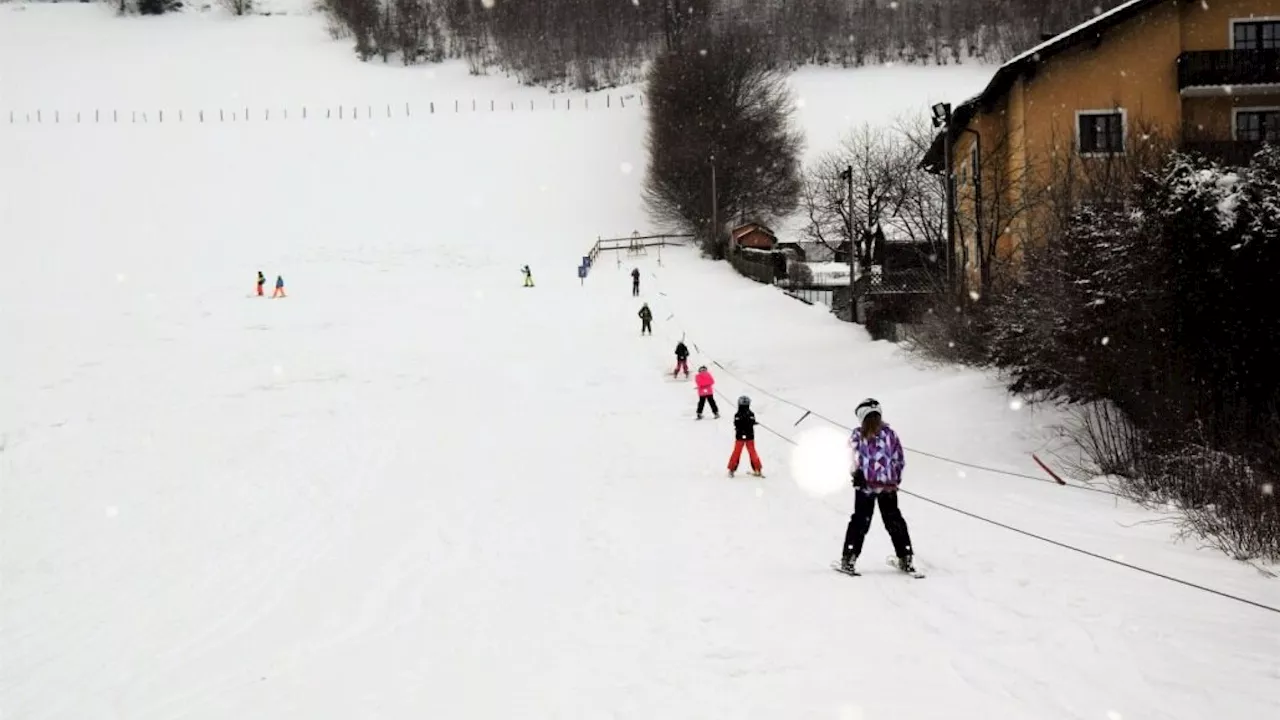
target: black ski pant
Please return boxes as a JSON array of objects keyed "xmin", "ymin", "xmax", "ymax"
[
  {"xmin": 641, "ymin": 318, "xmax": 652, "ymax": 334},
  {"xmin": 844, "ymin": 489, "xmax": 912, "ymax": 560},
  {"xmin": 633, "ymin": 281, "xmax": 640, "ymax": 296},
  {"xmin": 696, "ymin": 395, "xmax": 719, "ymax": 417}
]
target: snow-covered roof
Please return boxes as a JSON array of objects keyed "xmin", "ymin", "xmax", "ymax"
[
  {"xmin": 922, "ymin": 0, "xmax": 1166, "ymax": 172},
  {"xmin": 1002, "ymin": 0, "xmax": 1154, "ymax": 70}
]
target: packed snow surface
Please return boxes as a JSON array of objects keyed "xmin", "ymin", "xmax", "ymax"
[{"xmin": 3, "ymin": 5, "xmax": 1279, "ymax": 719}]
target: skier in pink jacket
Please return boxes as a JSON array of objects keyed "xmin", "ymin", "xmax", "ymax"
[{"xmin": 694, "ymin": 365, "xmax": 720, "ymax": 419}]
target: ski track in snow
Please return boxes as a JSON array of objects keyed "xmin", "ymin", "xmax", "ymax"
[{"xmin": 2, "ymin": 4, "xmax": 1279, "ymax": 720}]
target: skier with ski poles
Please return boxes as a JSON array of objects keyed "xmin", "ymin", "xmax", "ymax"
[
  {"xmin": 631, "ymin": 267, "xmax": 641, "ymax": 296},
  {"xmin": 638, "ymin": 303, "xmax": 653, "ymax": 335},
  {"xmin": 840, "ymin": 398, "xmax": 915, "ymax": 576}
]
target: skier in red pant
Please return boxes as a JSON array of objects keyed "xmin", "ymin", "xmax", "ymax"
[
  {"xmin": 673, "ymin": 340, "xmax": 690, "ymax": 378},
  {"xmin": 728, "ymin": 396, "xmax": 763, "ymax": 477}
]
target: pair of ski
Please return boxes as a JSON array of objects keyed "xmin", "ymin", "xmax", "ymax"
[{"xmin": 831, "ymin": 555, "xmax": 926, "ymax": 579}]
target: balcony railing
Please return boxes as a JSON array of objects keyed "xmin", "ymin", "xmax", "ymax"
[
  {"xmin": 1182, "ymin": 140, "xmax": 1268, "ymax": 166},
  {"xmin": 1177, "ymin": 49, "xmax": 1280, "ymax": 89}
]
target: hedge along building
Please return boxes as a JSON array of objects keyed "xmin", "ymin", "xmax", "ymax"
[{"xmin": 921, "ymin": 0, "xmax": 1280, "ymax": 295}]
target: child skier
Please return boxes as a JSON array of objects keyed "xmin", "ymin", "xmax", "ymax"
[
  {"xmin": 673, "ymin": 340, "xmax": 690, "ymax": 378},
  {"xmin": 272, "ymin": 274, "xmax": 286, "ymax": 298},
  {"xmin": 694, "ymin": 365, "xmax": 720, "ymax": 419},
  {"xmin": 728, "ymin": 395, "xmax": 762, "ymax": 477},
  {"xmin": 256, "ymin": 271, "xmax": 265, "ymax": 297},
  {"xmin": 631, "ymin": 268, "xmax": 641, "ymax": 296},
  {"xmin": 638, "ymin": 303, "xmax": 653, "ymax": 335},
  {"xmin": 522, "ymin": 265, "xmax": 535, "ymax": 287},
  {"xmin": 841, "ymin": 398, "xmax": 914, "ymax": 575}
]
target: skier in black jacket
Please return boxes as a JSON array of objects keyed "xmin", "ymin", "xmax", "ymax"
[
  {"xmin": 631, "ymin": 268, "xmax": 641, "ymax": 296},
  {"xmin": 728, "ymin": 396, "xmax": 763, "ymax": 477},
  {"xmin": 673, "ymin": 340, "xmax": 690, "ymax": 378},
  {"xmin": 638, "ymin": 303, "xmax": 653, "ymax": 335}
]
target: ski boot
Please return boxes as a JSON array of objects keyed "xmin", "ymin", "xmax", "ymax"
[
  {"xmin": 895, "ymin": 554, "xmax": 917, "ymax": 574},
  {"xmin": 840, "ymin": 554, "xmax": 858, "ymax": 575}
]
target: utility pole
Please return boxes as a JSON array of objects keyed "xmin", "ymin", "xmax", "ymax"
[
  {"xmin": 840, "ymin": 165, "xmax": 854, "ymax": 276},
  {"xmin": 931, "ymin": 102, "xmax": 955, "ymax": 295},
  {"xmin": 710, "ymin": 154, "xmax": 718, "ymax": 254}
]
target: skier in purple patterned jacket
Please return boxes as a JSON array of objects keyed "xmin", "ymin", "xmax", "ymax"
[{"xmin": 840, "ymin": 398, "xmax": 915, "ymax": 575}]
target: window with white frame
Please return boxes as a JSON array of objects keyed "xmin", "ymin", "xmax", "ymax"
[
  {"xmin": 1077, "ymin": 110, "xmax": 1125, "ymax": 154},
  {"xmin": 1235, "ymin": 108, "xmax": 1280, "ymax": 142},
  {"xmin": 1232, "ymin": 20, "xmax": 1280, "ymax": 50}
]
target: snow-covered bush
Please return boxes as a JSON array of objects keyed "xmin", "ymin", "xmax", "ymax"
[{"xmin": 996, "ymin": 146, "xmax": 1280, "ymax": 561}]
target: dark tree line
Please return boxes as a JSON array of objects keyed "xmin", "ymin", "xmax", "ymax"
[
  {"xmin": 318, "ymin": 0, "xmax": 1132, "ymax": 89},
  {"xmin": 643, "ymin": 26, "xmax": 803, "ymax": 256}
]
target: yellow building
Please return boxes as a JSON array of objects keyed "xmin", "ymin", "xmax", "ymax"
[{"xmin": 921, "ymin": 0, "xmax": 1280, "ymax": 293}]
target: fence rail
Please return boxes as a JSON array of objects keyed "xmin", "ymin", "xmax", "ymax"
[
  {"xmin": 583, "ymin": 233, "xmax": 693, "ymax": 278},
  {"xmin": 2, "ymin": 94, "xmax": 646, "ymax": 126}
]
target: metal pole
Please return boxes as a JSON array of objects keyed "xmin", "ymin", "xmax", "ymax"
[
  {"xmin": 845, "ymin": 165, "xmax": 855, "ymax": 278},
  {"xmin": 710, "ymin": 155, "xmax": 718, "ymax": 253},
  {"xmin": 943, "ymin": 115, "xmax": 955, "ymax": 295}
]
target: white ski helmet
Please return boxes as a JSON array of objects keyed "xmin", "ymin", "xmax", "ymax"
[{"xmin": 855, "ymin": 398, "xmax": 882, "ymax": 422}]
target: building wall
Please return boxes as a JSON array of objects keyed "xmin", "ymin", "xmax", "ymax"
[
  {"xmin": 1180, "ymin": 0, "xmax": 1278, "ymax": 51},
  {"xmin": 1185, "ymin": 93, "xmax": 1280, "ymax": 140},
  {"xmin": 947, "ymin": 0, "xmax": 1280, "ymax": 291},
  {"xmin": 737, "ymin": 230, "xmax": 775, "ymax": 250}
]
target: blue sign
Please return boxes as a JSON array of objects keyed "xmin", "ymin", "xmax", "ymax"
[
  {"xmin": 578, "ymin": 265, "xmax": 587, "ymax": 279},
  {"xmin": 583, "ymin": 255, "xmax": 591, "ymax": 268}
]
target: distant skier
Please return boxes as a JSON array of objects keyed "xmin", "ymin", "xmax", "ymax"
[
  {"xmin": 631, "ymin": 268, "xmax": 641, "ymax": 296},
  {"xmin": 272, "ymin": 274, "xmax": 286, "ymax": 298},
  {"xmin": 841, "ymin": 398, "xmax": 914, "ymax": 575},
  {"xmin": 673, "ymin": 340, "xmax": 690, "ymax": 378},
  {"xmin": 728, "ymin": 396, "xmax": 762, "ymax": 477},
  {"xmin": 256, "ymin": 271, "xmax": 265, "ymax": 297},
  {"xmin": 638, "ymin": 303, "xmax": 653, "ymax": 335},
  {"xmin": 522, "ymin": 265, "xmax": 535, "ymax": 287},
  {"xmin": 694, "ymin": 365, "xmax": 719, "ymax": 419}
]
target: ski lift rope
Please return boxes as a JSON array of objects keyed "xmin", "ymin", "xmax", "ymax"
[{"xmin": 647, "ymin": 272, "xmax": 1280, "ymax": 616}]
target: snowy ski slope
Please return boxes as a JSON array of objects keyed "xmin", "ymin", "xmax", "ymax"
[{"xmin": 2, "ymin": 4, "xmax": 1278, "ymax": 719}]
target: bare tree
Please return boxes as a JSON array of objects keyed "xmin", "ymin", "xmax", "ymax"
[
  {"xmin": 219, "ymin": 0, "xmax": 253, "ymax": 16},
  {"xmin": 800, "ymin": 119, "xmax": 941, "ymax": 272}
]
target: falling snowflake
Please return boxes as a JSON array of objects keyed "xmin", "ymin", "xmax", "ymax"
[
  {"xmin": 105, "ymin": 506, "xmax": 119, "ymax": 518},
  {"xmin": 1101, "ymin": 336, "xmax": 1110, "ymax": 346},
  {"xmin": 116, "ymin": 273, "xmax": 126, "ymax": 283},
  {"xmin": 1263, "ymin": 483, "xmax": 1275, "ymax": 496},
  {"xmin": 272, "ymin": 365, "xmax": 283, "ymax": 377},
  {"xmin": 699, "ymin": 48, "xmax": 708, "ymax": 57},
  {"xmin": 632, "ymin": 0, "xmax": 640, "ymax": 5},
  {"xmin": 796, "ymin": 97, "xmax": 807, "ymax": 109},
  {"xmin": 1107, "ymin": 712, "xmax": 1124, "ymax": 720},
  {"xmin": 968, "ymin": 290, "xmax": 981, "ymax": 302},
  {"xmin": 1093, "ymin": 5, "xmax": 1103, "ymax": 16},
  {"xmin": 480, "ymin": 0, "xmax": 495, "ymax": 8},
  {"xmin": 1112, "ymin": 555, "xmax": 1125, "ymax": 563},
  {"xmin": 1009, "ymin": 398, "xmax": 1024, "ymax": 411},
  {"xmin": 888, "ymin": 1, "xmax": 899, "ymax": 9},
  {"xmin": 620, "ymin": 162, "xmax": 634, "ymax": 174},
  {"xmin": 956, "ymin": 470, "xmax": 967, "ymax": 479}
]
